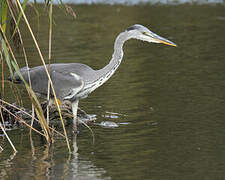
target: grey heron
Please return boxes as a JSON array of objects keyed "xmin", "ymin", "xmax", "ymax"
[{"xmin": 10, "ymin": 24, "xmax": 176, "ymax": 130}]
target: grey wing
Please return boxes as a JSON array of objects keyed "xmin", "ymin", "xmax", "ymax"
[
  {"xmin": 50, "ymin": 63, "xmax": 97, "ymax": 83},
  {"xmin": 50, "ymin": 70, "xmax": 84, "ymax": 101},
  {"xmin": 12, "ymin": 66, "xmax": 50, "ymax": 95},
  {"xmin": 11, "ymin": 65, "xmax": 84, "ymax": 100}
]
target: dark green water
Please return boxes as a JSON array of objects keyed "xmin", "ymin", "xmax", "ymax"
[{"xmin": 1, "ymin": 4, "xmax": 225, "ymax": 180}]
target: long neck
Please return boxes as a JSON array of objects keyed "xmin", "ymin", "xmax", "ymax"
[{"xmin": 96, "ymin": 31, "xmax": 130, "ymax": 81}]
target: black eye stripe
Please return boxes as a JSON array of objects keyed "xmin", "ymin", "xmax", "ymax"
[
  {"xmin": 127, "ymin": 26, "xmax": 137, "ymax": 31},
  {"xmin": 126, "ymin": 24, "xmax": 142, "ymax": 31}
]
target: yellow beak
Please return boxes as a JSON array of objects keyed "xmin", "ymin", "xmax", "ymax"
[{"xmin": 159, "ymin": 39, "xmax": 177, "ymax": 47}]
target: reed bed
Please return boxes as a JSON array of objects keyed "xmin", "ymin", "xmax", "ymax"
[{"xmin": 0, "ymin": 0, "xmax": 77, "ymax": 153}]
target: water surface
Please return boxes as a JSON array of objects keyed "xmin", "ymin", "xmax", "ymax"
[{"xmin": 1, "ymin": 4, "xmax": 225, "ymax": 180}]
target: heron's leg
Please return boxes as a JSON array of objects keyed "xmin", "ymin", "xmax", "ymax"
[
  {"xmin": 46, "ymin": 98, "xmax": 54, "ymax": 124},
  {"xmin": 71, "ymin": 100, "xmax": 79, "ymax": 132}
]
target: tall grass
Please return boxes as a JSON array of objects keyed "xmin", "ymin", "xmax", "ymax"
[
  {"xmin": 1, "ymin": 0, "xmax": 17, "ymax": 153},
  {"xmin": 0, "ymin": 0, "xmax": 75, "ymax": 153}
]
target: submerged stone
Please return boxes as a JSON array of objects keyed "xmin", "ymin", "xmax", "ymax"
[{"xmin": 99, "ymin": 121, "xmax": 119, "ymax": 128}]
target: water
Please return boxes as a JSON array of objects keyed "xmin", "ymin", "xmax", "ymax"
[
  {"xmin": 1, "ymin": 4, "xmax": 225, "ymax": 180},
  {"xmin": 24, "ymin": 0, "xmax": 225, "ymax": 5}
]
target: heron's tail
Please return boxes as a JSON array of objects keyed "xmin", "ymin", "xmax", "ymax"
[
  {"xmin": 8, "ymin": 74, "xmax": 22, "ymax": 84},
  {"xmin": 8, "ymin": 66, "xmax": 30, "ymax": 84}
]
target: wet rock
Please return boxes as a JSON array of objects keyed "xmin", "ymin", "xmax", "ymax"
[
  {"xmin": 0, "ymin": 103, "xmax": 27, "ymax": 133},
  {"xmin": 40, "ymin": 101, "xmax": 96, "ymax": 125},
  {"xmin": 99, "ymin": 121, "xmax": 119, "ymax": 128},
  {"xmin": 0, "ymin": 100, "xmax": 95, "ymax": 133}
]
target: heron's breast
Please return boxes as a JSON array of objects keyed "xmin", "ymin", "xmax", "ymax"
[{"xmin": 77, "ymin": 64, "xmax": 120, "ymax": 99}]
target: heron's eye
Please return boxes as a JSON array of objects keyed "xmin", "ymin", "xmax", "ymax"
[{"xmin": 142, "ymin": 32, "xmax": 149, "ymax": 36}]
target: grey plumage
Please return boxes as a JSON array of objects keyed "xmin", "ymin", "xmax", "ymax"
[
  {"xmin": 13, "ymin": 63, "xmax": 94, "ymax": 100},
  {"xmin": 10, "ymin": 24, "xmax": 176, "ymax": 129}
]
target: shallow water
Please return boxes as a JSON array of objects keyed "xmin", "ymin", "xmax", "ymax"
[
  {"xmin": 29, "ymin": 0, "xmax": 225, "ymax": 5},
  {"xmin": 1, "ymin": 4, "xmax": 225, "ymax": 180}
]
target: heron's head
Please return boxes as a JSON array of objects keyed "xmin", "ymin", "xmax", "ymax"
[{"xmin": 126, "ymin": 24, "xmax": 177, "ymax": 47}]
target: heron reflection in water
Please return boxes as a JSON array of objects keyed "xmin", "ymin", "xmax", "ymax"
[{"xmin": 10, "ymin": 24, "xmax": 177, "ymax": 131}]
